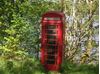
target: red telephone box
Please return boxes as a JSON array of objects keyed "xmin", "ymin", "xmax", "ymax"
[{"xmin": 41, "ymin": 11, "xmax": 65, "ymax": 71}]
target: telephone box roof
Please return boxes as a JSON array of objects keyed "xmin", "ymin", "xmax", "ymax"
[{"xmin": 42, "ymin": 11, "xmax": 65, "ymax": 17}]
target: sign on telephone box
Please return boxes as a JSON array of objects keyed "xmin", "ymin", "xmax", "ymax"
[{"xmin": 41, "ymin": 11, "xmax": 65, "ymax": 71}]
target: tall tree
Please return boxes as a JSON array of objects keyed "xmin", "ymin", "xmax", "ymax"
[{"xmin": 60, "ymin": 0, "xmax": 99, "ymax": 64}]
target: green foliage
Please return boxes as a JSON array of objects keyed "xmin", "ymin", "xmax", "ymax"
[
  {"xmin": 0, "ymin": 0, "xmax": 60, "ymax": 59},
  {"xmin": 0, "ymin": 58, "xmax": 98, "ymax": 74},
  {"xmin": 0, "ymin": 57, "xmax": 46, "ymax": 74},
  {"xmin": 60, "ymin": 60, "xmax": 99, "ymax": 74}
]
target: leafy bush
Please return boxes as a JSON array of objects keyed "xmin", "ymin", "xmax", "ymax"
[
  {"xmin": 0, "ymin": 57, "xmax": 46, "ymax": 74},
  {"xmin": 60, "ymin": 60, "xmax": 99, "ymax": 74}
]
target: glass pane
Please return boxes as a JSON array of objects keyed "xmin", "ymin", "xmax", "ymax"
[
  {"xmin": 47, "ymin": 50, "xmax": 57, "ymax": 54},
  {"xmin": 46, "ymin": 30, "xmax": 56, "ymax": 34},
  {"xmin": 47, "ymin": 35, "xmax": 56, "ymax": 39},
  {"xmin": 47, "ymin": 40, "xmax": 56, "ymax": 45},
  {"xmin": 46, "ymin": 60, "xmax": 55, "ymax": 64},
  {"xmin": 47, "ymin": 55, "xmax": 55, "ymax": 59},
  {"xmin": 46, "ymin": 45, "xmax": 57, "ymax": 49},
  {"xmin": 45, "ymin": 25, "xmax": 56, "ymax": 29}
]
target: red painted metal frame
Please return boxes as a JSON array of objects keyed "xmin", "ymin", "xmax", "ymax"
[{"xmin": 41, "ymin": 11, "xmax": 65, "ymax": 71}]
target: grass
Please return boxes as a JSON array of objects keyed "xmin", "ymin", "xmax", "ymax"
[{"xmin": 0, "ymin": 57, "xmax": 99, "ymax": 74}]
